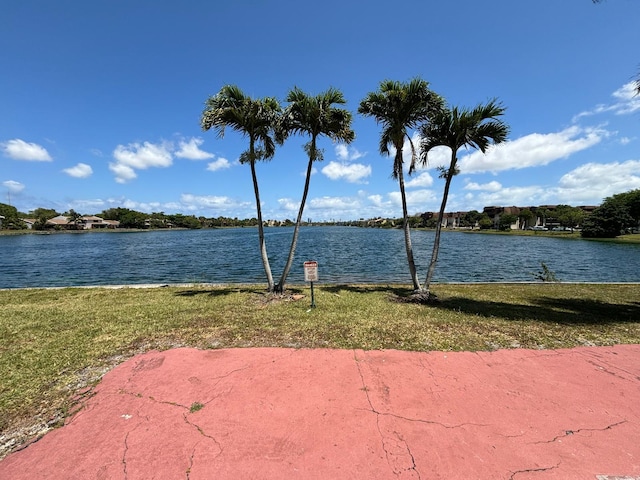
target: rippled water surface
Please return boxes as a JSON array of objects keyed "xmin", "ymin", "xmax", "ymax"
[{"xmin": 1, "ymin": 227, "xmax": 639, "ymax": 288}]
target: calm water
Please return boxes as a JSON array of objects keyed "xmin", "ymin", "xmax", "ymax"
[{"xmin": 1, "ymin": 226, "xmax": 639, "ymax": 288}]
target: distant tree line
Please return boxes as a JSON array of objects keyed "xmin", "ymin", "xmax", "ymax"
[
  {"xmin": 2, "ymin": 191, "xmax": 639, "ymax": 239},
  {"xmin": 581, "ymin": 189, "xmax": 640, "ymax": 238},
  {"xmin": 0, "ymin": 205, "xmax": 264, "ymax": 230}
]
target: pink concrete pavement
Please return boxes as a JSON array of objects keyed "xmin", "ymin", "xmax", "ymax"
[{"xmin": 1, "ymin": 346, "xmax": 639, "ymax": 479}]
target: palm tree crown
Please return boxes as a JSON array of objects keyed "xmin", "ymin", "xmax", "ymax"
[
  {"xmin": 201, "ymin": 85, "xmax": 281, "ymax": 164},
  {"xmin": 419, "ymin": 99, "xmax": 509, "ymax": 168},
  {"xmin": 279, "ymin": 86, "xmax": 355, "ymax": 156},
  {"xmin": 358, "ymin": 78, "xmax": 443, "ymax": 177}
]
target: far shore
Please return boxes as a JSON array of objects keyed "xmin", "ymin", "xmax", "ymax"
[{"xmin": 2, "ymin": 225, "xmax": 639, "ymax": 243}]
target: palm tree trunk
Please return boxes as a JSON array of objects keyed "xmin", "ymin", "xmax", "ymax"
[
  {"xmin": 276, "ymin": 157, "xmax": 314, "ymax": 293},
  {"xmin": 398, "ymin": 164, "xmax": 421, "ymax": 291},
  {"xmin": 422, "ymin": 152, "xmax": 456, "ymax": 293},
  {"xmin": 250, "ymin": 160, "xmax": 274, "ymax": 291}
]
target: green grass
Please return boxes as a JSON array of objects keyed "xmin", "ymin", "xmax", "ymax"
[
  {"xmin": 1, "ymin": 283, "xmax": 639, "ymax": 454},
  {"xmin": 459, "ymin": 229, "xmax": 640, "ymax": 243}
]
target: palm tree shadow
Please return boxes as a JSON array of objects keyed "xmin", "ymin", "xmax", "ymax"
[
  {"xmin": 321, "ymin": 284, "xmax": 414, "ymax": 297},
  {"xmin": 174, "ymin": 287, "xmax": 241, "ymax": 298},
  {"xmin": 175, "ymin": 286, "xmax": 306, "ymax": 298},
  {"xmin": 435, "ymin": 296, "xmax": 640, "ymax": 325}
]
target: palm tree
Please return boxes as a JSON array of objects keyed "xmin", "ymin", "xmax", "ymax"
[
  {"xmin": 201, "ymin": 85, "xmax": 281, "ymax": 292},
  {"xmin": 275, "ymin": 87, "xmax": 355, "ymax": 293},
  {"xmin": 66, "ymin": 209, "xmax": 83, "ymax": 230},
  {"xmin": 419, "ymin": 100, "xmax": 509, "ymax": 296},
  {"xmin": 358, "ymin": 79, "xmax": 444, "ymax": 291}
]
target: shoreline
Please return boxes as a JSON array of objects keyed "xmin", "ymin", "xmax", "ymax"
[{"xmin": 3, "ymin": 280, "xmax": 640, "ymax": 292}]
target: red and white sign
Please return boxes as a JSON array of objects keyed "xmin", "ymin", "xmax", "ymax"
[{"xmin": 303, "ymin": 261, "xmax": 318, "ymax": 282}]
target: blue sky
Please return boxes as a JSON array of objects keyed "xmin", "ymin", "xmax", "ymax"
[{"xmin": 2, "ymin": 0, "xmax": 639, "ymax": 221}]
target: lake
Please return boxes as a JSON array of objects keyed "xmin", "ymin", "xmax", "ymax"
[{"xmin": 1, "ymin": 226, "xmax": 639, "ymax": 288}]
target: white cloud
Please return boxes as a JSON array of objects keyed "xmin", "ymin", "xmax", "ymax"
[
  {"xmin": 573, "ymin": 81, "xmax": 640, "ymax": 120},
  {"xmin": 464, "ymin": 180, "xmax": 502, "ymax": 192},
  {"xmin": 335, "ymin": 144, "xmax": 348, "ymax": 160},
  {"xmin": 385, "ymin": 133, "xmax": 452, "ymax": 173},
  {"xmin": 306, "ymin": 167, "xmax": 318, "ymax": 177},
  {"xmin": 405, "ymin": 172, "xmax": 434, "ymax": 188},
  {"xmin": 554, "ymin": 159, "xmax": 640, "ymax": 203},
  {"xmin": 418, "ymin": 145, "xmax": 451, "ymax": 170},
  {"xmin": 458, "ymin": 126, "xmax": 605, "ymax": 174},
  {"xmin": 110, "ymin": 141, "xmax": 173, "ymax": 183},
  {"xmin": 108, "ymin": 162, "xmax": 137, "ymax": 184},
  {"xmin": 321, "ymin": 161, "xmax": 371, "ymax": 183},
  {"xmin": 388, "ymin": 189, "xmax": 438, "ymax": 210},
  {"xmin": 63, "ymin": 163, "xmax": 93, "ymax": 178},
  {"xmin": 113, "ymin": 142, "xmax": 173, "ymax": 169},
  {"xmin": 308, "ymin": 196, "xmax": 361, "ymax": 211},
  {"xmin": 335, "ymin": 144, "xmax": 364, "ymax": 161},
  {"xmin": 2, "ymin": 180, "xmax": 25, "ymax": 193},
  {"xmin": 278, "ymin": 198, "xmax": 300, "ymax": 212},
  {"xmin": 206, "ymin": 157, "xmax": 231, "ymax": 172},
  {"xmin": 66, "ymin": 198, "xmax": 109, "ymax": 212},
  {"xmin": 457, "ymin": 159, "xmax": 640, "ymax": 210},
  {"xmin": 175, "ymin": 137, "xmax": 215, "ymax": 160},
  {"xmin": 1, "ymin": 139, "xmax": 52, "ymax": 161},
  {"xmin": 180, "ymin": 193, "xmax": 251, "ymax": 211},
  {"xmin": 367, "ymin": 194, "xmax": 384, "ymax": 207},
  {"xmin": 610, "ymin": 82, "xmax": 640, "ymax": 115},
  {"xmin": 121, "ymin": 199, "xmax": 163, "ymax": 212},
  {"xmin": 464, "ymin": 186, "xmax": 545, "ymax": 210}
]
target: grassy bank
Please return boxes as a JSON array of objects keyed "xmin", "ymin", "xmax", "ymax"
[
  {"xmin": 462, "ymin": 229, "xmax": 640, "ymax": 243},
  {"xmin": 1, "ymin": 283, "xmax": 640, "ymax": 454}
]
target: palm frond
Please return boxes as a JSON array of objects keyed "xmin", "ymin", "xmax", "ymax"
[
  {"xmin": 201, "ymin": 85, "xmax": 281, "ymax": 164},
  {"xmin": 360, "ymin": 78, "xmax": 444, "ymax": 178},
  {"xmin": 281, "ymin": 86, "xmax": 355, "ymax": 163},
  {"xmin": 418, "ymin": 99, "xmax": 509, "ymax": 169}
]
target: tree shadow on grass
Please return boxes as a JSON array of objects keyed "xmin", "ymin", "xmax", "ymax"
[
  {"xmin": 174, "ymin": 286, "xmax": 305, "ymax": 298},
  {"xmin": 174, "ymin": 287, "xmax": 244, "ymax": 298},
  {"xmin": 435, "ymin": 296, "xmax": 640, "ymax": 325},
  {"xmin": 321, "ymin": 284, "xmax": 413, "ymax": 297}
]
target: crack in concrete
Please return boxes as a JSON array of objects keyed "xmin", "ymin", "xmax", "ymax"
[
  {"xmin": 405, "ymin": 442, "xmax": 421, "ymax": 480},
  {"xmin": 118, "ymin": 363, "xmax": 251, "ymax": 409},
  {"xmin": 114, "ymin": 388, "xmax": 225, "ymax": 480},
  {"xmin": 185, "ymin": 444, "xmax": 196, "ymax": 480},
  {"xmin": 531, "ymin": 420, "xmax": 627, "ymax": 445},
  {"xmin": 122, "ymin": 431, "xmax": 129, "ymax": 480},
  {"xmin": 354, "ymin": 350, "xmax": 422, "ymax": 479},
  {"xmin": 379, "ymin": 411, "xmax": 489, "ymax": 430},
  {"xmin": 181, "ymin": 412, "xmax": 223, "ymax": 477},
  {"xmin": 585, "ymin": 359, "xmax": 639, "ymax": 382},
  {"xmin": 182, "ymin": 413, "xmax": 223, "ymax": 454},
  {"xmin": 353, "ymin": 352, "xmax": 487, "ymax": 430},
  {"xmin": 508, "ymin": 462, "xmax": 560, "ymax": 479}
]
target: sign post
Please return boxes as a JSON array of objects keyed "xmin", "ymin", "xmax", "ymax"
[{"xmin": 303, "ymin": 261, "xmax": 318, "ymax": 308}]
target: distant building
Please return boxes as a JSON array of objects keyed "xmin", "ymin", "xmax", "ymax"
[
  {"xmin": 420, "ymin": 204, "xmax": 596, "ymax": 230},
  {"xmin": 22, "ymin": 218, "xmax": 37, "ymax": 229},
  {"xmin": 45, "ymin": 215, "xmax": 120, "ymax": 230}
]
